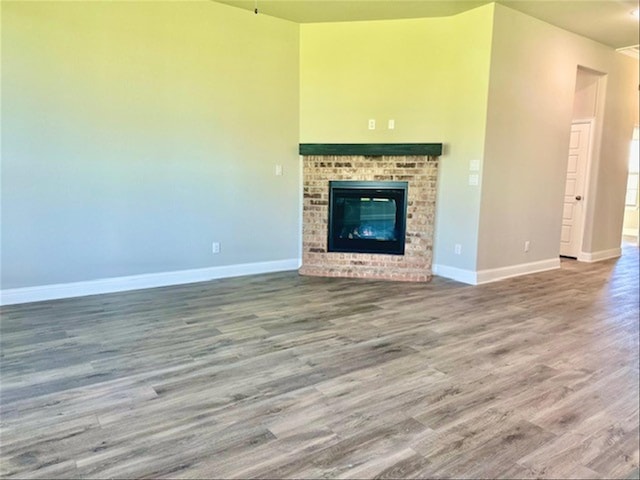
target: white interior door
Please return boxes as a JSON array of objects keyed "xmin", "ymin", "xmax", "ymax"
[{"xmin": 560, "ymin": 122, "xmax": 591, "ymax": 258}]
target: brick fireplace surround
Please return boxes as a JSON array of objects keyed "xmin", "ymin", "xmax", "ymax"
[{"xmin": 299, "ymin": 143, "xmax": 442, "ymax": 282}]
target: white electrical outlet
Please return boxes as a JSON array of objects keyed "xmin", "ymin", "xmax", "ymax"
[
  {"xmin": 388, "ymin": 119, "xmax": 395, "ymax": 130},
  {"xmin": 469, "ymin": 159, "xmax": 480, "ymax": 171},
  {"xmin": 275, "ymin": 164, "xmax": 283, "ymax": 176},
  {"xmin": 454, "ymin": 244, "xmax": 462, "ymax": 255},
  {"xmin": 212, "ymin": 242, "xmax": 221, "ymax": 254},
  {"xmin": 368, "ymin": 119, "xmax": 376, "ymax": 130},
  {"xmin": 468, "ymin": 174, "xmax": 479, "ymax": 186},
  {"xmin": 524, "ymin": 240, "xmax": 530, "ymax": 252}
]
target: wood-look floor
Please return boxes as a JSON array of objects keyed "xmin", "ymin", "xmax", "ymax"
[{"xmin": 1, "ymin": 246, "xmax": 638, "ymax": 479}]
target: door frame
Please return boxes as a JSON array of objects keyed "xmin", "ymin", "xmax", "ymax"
[{"xmin": 568, "ymin": 118, "xmax": 595, "ymax": 261}]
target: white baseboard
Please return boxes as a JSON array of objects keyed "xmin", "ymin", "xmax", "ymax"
[
  {"xmin": 431, "ymin": 264, "xmax": 477, "ymax": 285},
  {"xmin": 0, "ymin": 258, "xmax": 301, "ymax": 306},
  {"xmin": 433, "ymin": 258, "xmax": 560, "ymax": 286},
  {"xmin": 577, "ymin": 248, "xmax": 622, "ymax": 263},
  {"xmin": 475, "ymin": 258, "xmax": 560, "ymax": 285}
]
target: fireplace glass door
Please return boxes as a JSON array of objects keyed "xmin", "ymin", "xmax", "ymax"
[{"xmin": 328, "ymin": 181, "xmax": 408, "ymax": 255}]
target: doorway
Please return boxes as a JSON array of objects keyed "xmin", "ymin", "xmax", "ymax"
[
  {"xmin": 560, "ymin": 66, "xmax": 605, "ymax": 259},
  {"xmin": 622, "ymin": 126, "xmax": 639, "ymax": 244}
]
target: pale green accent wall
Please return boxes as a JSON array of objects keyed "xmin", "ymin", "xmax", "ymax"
[
  {"xmin": 1, "ymin": 1, "xmax": 300, "ymax": 288},
  {"xmin": 300, "ymin": 5, "xmax": 495, "ymax": 271},
  {"xmin": 478, "ymin": 3, "xmax": 638, "ymax": 270}
]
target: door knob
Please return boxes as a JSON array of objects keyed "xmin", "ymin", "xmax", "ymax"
[{"xmin": 575, "ymin": 195, "xmax": 582, "ymax": 201}]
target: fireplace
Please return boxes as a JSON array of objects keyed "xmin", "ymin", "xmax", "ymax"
[
  {"xmin": 299, "ymin": 143, "xmax": 442, "ymax": 282},
  {"xmin": 328, "ymin": 181, "xmax": 408, "ymax": 255}
]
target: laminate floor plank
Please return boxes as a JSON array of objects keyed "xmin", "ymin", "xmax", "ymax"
[{"xmin": 1, "ymin": 244, "xmax": 638, "ymax": 478}]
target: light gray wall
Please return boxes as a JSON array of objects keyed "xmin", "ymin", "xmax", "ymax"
[
  {"xmin": 478, "ymin": 3, "xmax": 638, "ymax": 270},
  {"xmin": 573, "ymin": 67, "xmax": 601, "ymax": 120},
  {"xmin": 1, "ymin": 1, "xmax": 300, "ymax": 289},
  {"xmin": 3, "ymin": 1, "xmax": 636, "ymax": 291},
  {"xmin": 585, "ymin": 59, "xmax": 638, "ymax": 253}
]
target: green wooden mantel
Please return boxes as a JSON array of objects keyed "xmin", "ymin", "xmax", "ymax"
[{"xmin": 299, "ymin": 143, "xmax": 443, "ymax": 156}]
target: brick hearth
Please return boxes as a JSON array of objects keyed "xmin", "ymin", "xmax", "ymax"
[{"xmin": 300, "ymin": 154, "xmax": 439, "ymax": 282}]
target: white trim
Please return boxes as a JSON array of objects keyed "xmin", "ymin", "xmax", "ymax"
[
  {"xmin": 475, "ymin": 258, "xmax": 560, "ymax": 284},
  {"xmin": 433, "ymin": 258, "xmax": 560, "ymax": 285},
  {"xmin": 571, "ymin": 118, "xmax": 595, "ymax": 124},
  {"xmin": 0, "ymin": 259, "xmax": 300, "ymax": 306},
  {"xmin": 432, "ymin": 264, "xmax": 478, "ymax": 285},
  {"xmin": 577, "ymin": 248, "xmax": 621, "ymax": 263}
]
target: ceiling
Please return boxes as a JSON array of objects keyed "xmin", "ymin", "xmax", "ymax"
[{"xmin": 214, "ymin": 0, "xmax": 640, "ymax": 49}]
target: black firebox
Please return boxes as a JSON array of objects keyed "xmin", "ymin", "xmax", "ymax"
[{"xmin": 328, "ymin": 181, "xmax": 408, "ymax": 255}]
